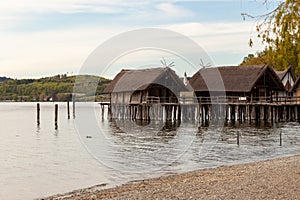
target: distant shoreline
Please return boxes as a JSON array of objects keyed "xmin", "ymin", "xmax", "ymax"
[
  {"xmin": 0, "ymin": 74, "xmax": 110, "ymax": 102},
  {"xmin": 43, "ymin": 154, "xmax": 300, "ymax": 199}
]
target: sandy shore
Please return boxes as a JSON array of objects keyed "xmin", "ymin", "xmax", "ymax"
[{"xmin": 43, "ymin": 155, "xmax": 300, "ymax": 199}]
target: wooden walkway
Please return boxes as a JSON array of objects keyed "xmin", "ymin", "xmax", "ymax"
[{"xmin": 100, "ymin": 96, "xmax": 300, "ymax": 123}]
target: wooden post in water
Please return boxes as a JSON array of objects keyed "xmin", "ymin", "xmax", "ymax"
[
  {"xmin": 232, "ymin": 105, "xmax": 236, "ymax": 121},
  {"xmin": 37, "ymin": 103, "xmax": 40, "ymax": 125},
  {"xmin": 197, "ymin": 104, "xmax": 201, "ymax": 125},
  {"xmin": 54, "ymin": 104, "xmax": 58, "ymax": 129},
  {"xmin": 296, "ymin": 106, "xmax": 299, "ymax": 121},
  {"xmin": 108, "ymin": 105, "xmax": 112, "ymax": 120},
  {"xmin": 101, "ymin": 104, "xmax": 105, "ymax": 119},
  {"xmin": 173, "ymin": 106, "xmax": 177, "ymax": 121},
  {"xmin": 279, "ymin": 131, "xmax": 282, "ymax": 146},
  {"xmin": 72, "ymin": 94, "xmax": 76, "ymax": 118},
  {"xmin": 237, "ymin": 132, "xmax": 240, "ymax": 146},
  {"xmin": 67, "ymin": 101, "xmax": 70, "ymax": 119},
  {"xmin": 177, "ymin": 105, "xmax": 181, "ymax": 121}
]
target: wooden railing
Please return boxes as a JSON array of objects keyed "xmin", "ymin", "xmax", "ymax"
[{"xmin": 145, "ymin": 96, "xmax": 300, "ymax": 105}]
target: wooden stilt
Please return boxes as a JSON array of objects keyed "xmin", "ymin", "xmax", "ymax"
[
  {"xmin": 54, "ymin": 104, "xmax": 58, "ymax": 130},
  {"xmin": 37, "ymin": 103, "xmax": 40, "ymax": 125},
  {"xmin": 67, "ymin": 101, "xmax": 70, "ymax": 119}
]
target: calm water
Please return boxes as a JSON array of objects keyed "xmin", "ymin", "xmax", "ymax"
[{"xmin": 0, "ymin": 102, "xmax": 300, "ymax": 200}]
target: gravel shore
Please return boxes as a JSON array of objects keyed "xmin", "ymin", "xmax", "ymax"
[{"xmin": 43, "ymin": 155, "xmax": 300, "ymax": 199}]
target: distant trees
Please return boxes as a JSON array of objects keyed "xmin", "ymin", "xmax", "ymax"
[
  {"xmin": 242, "ymin": 0, "xmax": 300, "ymax": 74},
  {"xmin": 0, "ymin": 76, "xmax": 11, "ymax": 82},
  {"xmin": 0, "ymin": 74, "xmax": 111, "ymax": 102}
]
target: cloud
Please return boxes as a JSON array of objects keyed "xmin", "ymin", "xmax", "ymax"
[
  {"xmin": 0, "ymin": 0, "xmax": 126, "ymax": 14},
  {"xmin": 0, "ymin": 0, "xmax": 198, "ymax": 32},
  {"xmin": 0, "ymin": 26, "xmax": 128, "ymax": 78},
  {"xmin": 0, "ymin": 20, "xmax": 264, "ymax": 78},
  {"xmin": 165, "ymin": 22, "xmax": 263, "ymax": 51},
  {"xmin": 164, "ymin": 21, "xmax": 264, "ymax": 66},
  {"xmin": 0, "ymin": 0, "xmax": 142, "ymax": 29},
  {"xmin": 155, "ymin": 3, "xmax": 194, "ymax": 19},
  {"xmin": 0, "ymin": 1, "xmax": 266, "ymax": 78}
]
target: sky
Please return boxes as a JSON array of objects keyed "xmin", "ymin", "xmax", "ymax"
[{"xmin": 0, "ymin": 0, "xmax": 281, "ymax": 79}]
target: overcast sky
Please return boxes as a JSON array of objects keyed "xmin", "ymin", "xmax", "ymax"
[{"xmin": 0, "ymin": 0, "xmax": 281, "ymax": 79}]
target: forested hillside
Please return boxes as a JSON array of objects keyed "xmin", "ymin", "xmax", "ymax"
[
  {"xmin": 0, "ymin": 77, "xmax": 12, "ymax": 82},
  {"xmin": 0, "ymin": 74, "xmax": 110, "ymax": 102}
]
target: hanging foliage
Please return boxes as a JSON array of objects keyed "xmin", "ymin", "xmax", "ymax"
[{"xmin": 243, "ymin": 0, "xmax": 300, "ymax": 74}]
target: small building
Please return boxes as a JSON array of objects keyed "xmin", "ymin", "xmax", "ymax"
[
  {"xmin": 189, "ymin": 64, "xmax": 285, "ymax": 103},
  {"xmin": 103, "ymin": 67, "xmax": 189, "ymax": 120},
  {"xmin": 179, "ymin": 72, "xmax": 194, "ymax": 104},
  {"xmin": 275, "ymin": 66, "xmax": 296, "ymax": 95}
]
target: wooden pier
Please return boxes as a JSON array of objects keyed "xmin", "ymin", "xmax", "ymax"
[
  {"xmin": 101, "ymin": 65, "xmax": 300, "ymax": 124},
  {"xmin": 100, "ymin": 96, "xmax": 300, "ymax": 123}
]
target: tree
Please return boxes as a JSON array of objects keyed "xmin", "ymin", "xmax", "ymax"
[
  {"xmin": 240, "ymin": 50, "xmax": 269, "ymax": 66},
  {"xmin": 243, "ymin": 0, "xmax": 300, "ymax": 74}
]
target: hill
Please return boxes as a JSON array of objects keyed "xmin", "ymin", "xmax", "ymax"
[
  {"xmin": 0, "ymin": 74, "xmax": 111, "ymax": 102},
  {"xmin": 0, "ymin": 76, "xmax": 12, "ymax": 82}
]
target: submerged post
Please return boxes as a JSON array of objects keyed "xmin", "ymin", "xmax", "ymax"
[
  {"xmin": 72, "ymin": 94, "xmax": 76, "ymax": 118},
  {"xmin": 55, "ymin": 104, "xmax": 58, "ymax": 129},
  {"xmin": 237, "ymin": 132, "xmax": 240, "ymax": 146},
  {"xmin": 280, "ymin": 130, "xmax": 282, "ymax": 146},
  {"xmin": 67, "ymin": 101, "xmax": 70, "ymax": 119},
  {"xmin": 37, "ymin": 103, "xmax": 40, "ymax": 125}
]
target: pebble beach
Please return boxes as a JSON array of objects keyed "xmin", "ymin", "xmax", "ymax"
[{"xmin": 43, "ymin": 155, "xmax": 300, "ymax": 199}]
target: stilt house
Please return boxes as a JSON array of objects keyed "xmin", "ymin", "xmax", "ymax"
[
  {"xmin": 275, "ymin": 66, "xmax": 296, "ymax": 95},
  {"xmin": 104, "ymin": 67, "xmax": 188, "ymax": 104},
  {"xmin": 103, "ymin": 67, "xmax": 189, "ymax": 120},
  {"xmin": 189, "ymin": 64, "xmax": 285, "ymax": 103}
]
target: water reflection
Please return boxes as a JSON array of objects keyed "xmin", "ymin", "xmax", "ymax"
[
  {"xmin": 109, "ymin": 119, "xmax": 181, "ymax": 143},
  {"xmin": 157, "ymin": 120, "xmax": 180, "ymax": 136},
  {"xmin": 224, "ymin": 120, "xmax": 274, "ymax": 129},
  {"xmin": 92, "ymin": 119, "xmax": 198, "ymax": 174},
  {"xmin": 98, "ymin": 118, "xmax": 300, "ymax": 174},
  {"xmin": 134, "ymin": 119, "xmax": 151, "ymax": 126},
  {"xmin": 36, "ymin": 124, "xmax": 40, "ymax": 134},
  {"xmin": 54, "ymin": 129, "xmax": 59, "ymax": 136}
]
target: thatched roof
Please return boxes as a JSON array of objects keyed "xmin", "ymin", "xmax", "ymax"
[
  {"xmin": 103, "ymin": 67, "xmax": 188, "ymax": 93},
  {"xmin": 275, "ymin": 66, "xmax": 296, "ymax": 91},
  {"xmin": 274, "ymin": 66, "xmax": 296, "ymax": 81},
  {"xmin": 189, "ymin": 64, "xmax": 284, "ymax": 93},
  {"xmin": 275, "ymin": 70, "xmax": 286, "ymax": 80}
]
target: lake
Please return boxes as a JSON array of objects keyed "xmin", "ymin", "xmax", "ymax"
[{"xmin": 0, "ymin": 102, "xmax": 299, "ymax": 200}]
